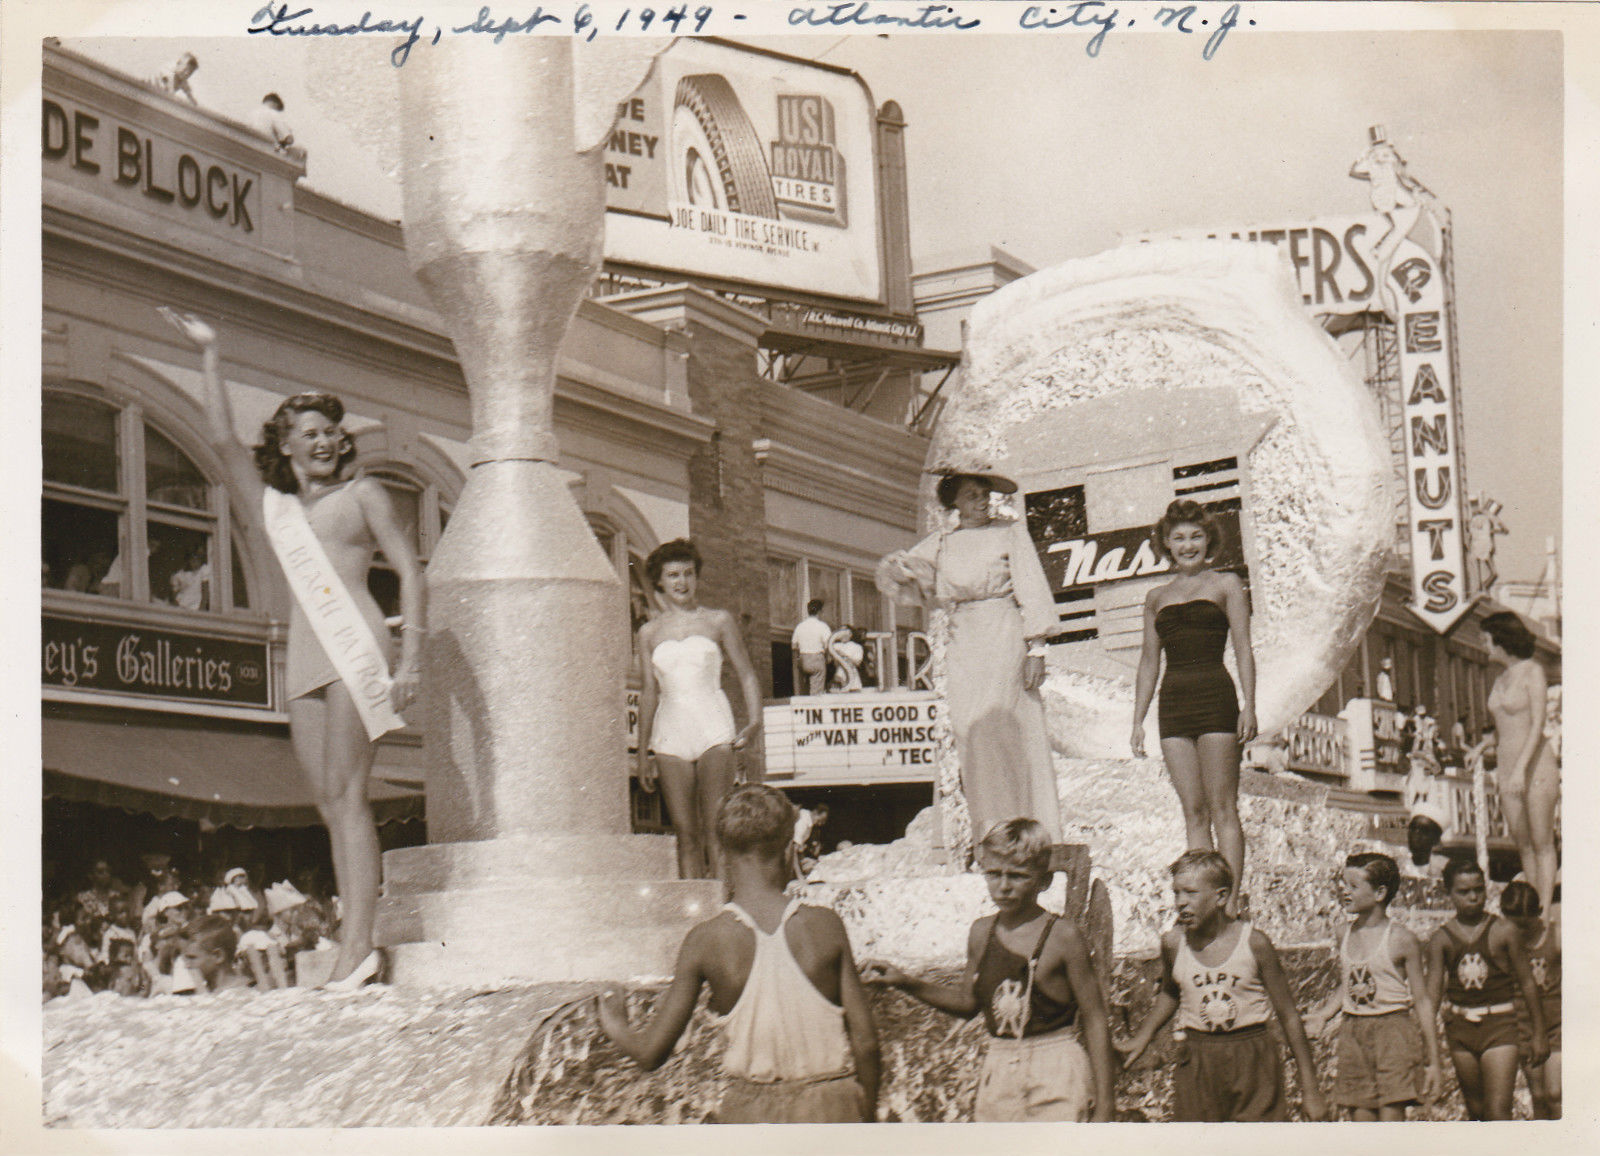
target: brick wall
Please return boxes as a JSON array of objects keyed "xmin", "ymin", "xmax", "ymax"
[{"xmin": 680, "ymin": 319, "xmax": 773, "ymax": 738}]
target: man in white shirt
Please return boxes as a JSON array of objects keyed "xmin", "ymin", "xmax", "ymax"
[
  {"xmin": 250, "ymin": 93, "xmax": 295, "ymax": 153},
  {"xmin": 151, "ymin": 52, "xmax": 199, "ymax": 105},
  {"xmin": 791, "ymin": 599, "xmax": 831, "ymax": 696}
]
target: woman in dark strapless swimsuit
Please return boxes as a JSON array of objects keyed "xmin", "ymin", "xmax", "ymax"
[{"xmin": 1131, "ymin": 500, "xmax": 1258, "ymax": 913}]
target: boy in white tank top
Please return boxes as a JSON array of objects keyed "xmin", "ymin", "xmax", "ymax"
[
  {"xmin": 597, "ymin": 785, "xmax": 879, "ymax": 1122},
  {"xmin": 1118, "ymin": 850, "xmax": 1328, "ymax": 1121},
  {"xmin": 1305, "ymin": 852, "xmax": 1442, "ymax": 1119}
]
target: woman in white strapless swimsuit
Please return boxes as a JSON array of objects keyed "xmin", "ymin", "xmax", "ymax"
[{"xmin": 636, "ymin": 539, "xmax": 764, "ymax": 880}]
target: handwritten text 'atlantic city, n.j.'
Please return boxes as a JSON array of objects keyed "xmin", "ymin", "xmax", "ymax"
[{"xmin": 247, "ymin": 3, "xmax": 1255, "ymax": 66}]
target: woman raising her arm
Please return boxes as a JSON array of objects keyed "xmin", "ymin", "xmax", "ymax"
[{"xmin": 162, "ymin": 308, "xmax": 424, "ymax": 988}]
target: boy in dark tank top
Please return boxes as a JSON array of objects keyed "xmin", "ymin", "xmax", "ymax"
[
  {"xmin": 863, "ymin": 819, "xmax": 1113, "ymax": 1121},
  {"xmin": 1426, "ymin": 859, "xmax": 1546, "ymax": 1120}
]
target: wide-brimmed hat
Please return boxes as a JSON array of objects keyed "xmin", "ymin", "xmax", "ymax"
[
  {"xmin": 150, "ymin": 891, "xmax": 192, "ymax": 917},
  {"xmin": 928, "ymin": 467, "xmax": 1018, "ymax": 495},
  {"xmin": 265, "ymin": 880, "xmax": 308, "ymax": 917}
]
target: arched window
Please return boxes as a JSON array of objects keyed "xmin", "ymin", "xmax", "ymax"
[
  {"xmin": 42, "ymin": 387, "xmax": 253, "ymax": 612},
  {"xmin": 364, "ymin": 466, "xmax": 452, "ymax": 621},
  {"xmin": 589, "ymin": 515, "xmax": 655, "ymax": 639}
]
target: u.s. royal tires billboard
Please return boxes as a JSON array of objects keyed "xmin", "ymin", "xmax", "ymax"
[{"xmin": 604, "ymin": 39, "xmax": 883, "ymax": 303}]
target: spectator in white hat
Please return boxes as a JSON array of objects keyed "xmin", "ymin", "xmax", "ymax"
[
  {"xmin": 209, "ymin": 866, "xmax": 263, "ymax": 916},
  {"xmin": 140, "ymin": 891, "xmax": 198, "ymax": 994}
]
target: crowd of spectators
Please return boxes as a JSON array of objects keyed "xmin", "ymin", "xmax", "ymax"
[{"xmin": 43, "ymin": 855, "xmax": 339, "ymax": 1002}]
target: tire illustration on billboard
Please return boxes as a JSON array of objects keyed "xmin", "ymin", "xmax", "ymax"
[
  {"xmin": 671, "ymin": 75, "xmax": 779, "ymax": 219},
  {"xmin": 604, "ymin": 39, "xmax": 883, "ymax": 302}
]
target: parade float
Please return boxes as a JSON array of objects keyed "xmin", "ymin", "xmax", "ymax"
[
  {"xmin": 42, "ymin": 29, "xmax": 1547, "ymax": 1125},
  {"xmin": 44, "ymin": 196, "xmax": 1431, "ymax": 1129}
]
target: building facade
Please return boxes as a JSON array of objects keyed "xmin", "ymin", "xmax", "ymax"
[{"xmin": 41, "ymin": 42, "xmax": 952, "ymax": 866}]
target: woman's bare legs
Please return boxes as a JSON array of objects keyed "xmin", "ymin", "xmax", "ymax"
[
  {"xmin": 289, "ymin": 682, "xmax": 380, "ymax": 982},
  {"xmin": 655, "ymin": 754, "xmax": 704, "ymax": 879},
  {"xmin": 1197, "ymin": 732, "xmax": 1245, "ymax": 911},
  {"xmin": 1499, "ymin": 780, "xmax": 1529, "ymax": 865},
  {"xmin": 1525, "ymin": 757, "xmax": 1561, "ymax": 915},
  {"xmin": 1161, "ymin": 737, "xmax": 1215, "ymax": 853},
  {"xmin": 696, "ymin": 744, "xmax": 740, "ymax": 880},
  {"xmin": 657, "ymin": 746, "xmax": 740, "ymax": 880}
]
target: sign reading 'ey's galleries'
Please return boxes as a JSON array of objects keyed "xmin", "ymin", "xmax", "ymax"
[
  {"xmin": 763, "ymin": 692, "xmax": 939, "ymax": 785},
  {"xmin": 42, "ymin": 614, "xmax": 271, "ymax": 708}
]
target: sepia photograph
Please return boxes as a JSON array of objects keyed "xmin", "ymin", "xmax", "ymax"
[{"xmin": 3, "ymin": 1, "xmax": 1594, "ymax": 1150}]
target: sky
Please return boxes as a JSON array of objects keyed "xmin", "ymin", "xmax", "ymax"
[{"xmin": 56, "ymin": 25, "xmax": 1565, "ymax": 584}]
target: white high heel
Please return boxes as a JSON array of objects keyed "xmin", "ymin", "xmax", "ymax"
[{"xmin": 323, "ymin": 949, "xmax": 384, "ymax": 991}]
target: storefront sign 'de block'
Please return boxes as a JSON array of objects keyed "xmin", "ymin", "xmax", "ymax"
[{"xmin": 933, "ymin": 241, "xmax": 1393, "ymax": 758}]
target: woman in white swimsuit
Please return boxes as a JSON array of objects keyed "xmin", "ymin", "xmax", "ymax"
[
  {"xmin": 635, "ymin": 539, "xmax": 763, "ymax": 880},
  {"xmin": 162, "ymin": 309, "xmax": 424, "ymax": 989},
  {"xmin": 1481, "ymin": 611, "xmax": 1559, "ymax": 917}
]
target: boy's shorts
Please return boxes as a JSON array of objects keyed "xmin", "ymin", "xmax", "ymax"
[
  {"xmin": 1443, "ymin": 1005, "xmax": 1519, "ymax": 1056},
  {"xmin": 1334, "ymin": 1010, "xmax": 1426, "ymax": 1109},
  {"xmin": 975, "ymin": 1028, "xmax": 1094, "ymax": 1122},
  {"xmin": 1172, "ymin": 1023, "xmax": 1287, "ymax": 1122},
  {"xmin": 714, "ymin": 1073, "xmax": 867, "ymax": 1124}
]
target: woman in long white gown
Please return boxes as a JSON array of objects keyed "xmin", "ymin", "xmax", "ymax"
[{"xmin": 879, "ymin": 473, "xmax": 1062, "ymax": 845}]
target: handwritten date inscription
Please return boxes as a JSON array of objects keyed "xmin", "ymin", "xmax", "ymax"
[{"xmin": 245, "ymin": 3, "xmax": 1252, "ymax": 66}]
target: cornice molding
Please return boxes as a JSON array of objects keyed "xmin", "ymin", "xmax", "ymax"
[
  {"xmin": 761, "ymin": 439, "xmax": 920, "ymax": 529},
  {"xmin": 605, "ymin": 284, "xmax": 769, "ymax": 347},
  {"xmin": 556, "ymin": 378, "xmax": 715, "ymax": 462}
]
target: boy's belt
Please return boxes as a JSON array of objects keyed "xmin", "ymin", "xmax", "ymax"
[{"xmin": 1443, "ymin": 1000, "xmax": 1515, "ymax": 1021}]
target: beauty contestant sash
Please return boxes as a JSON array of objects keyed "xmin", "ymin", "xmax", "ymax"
[{"xmin": 263, "ymin": 487, "xmax": 405, "ymax": 741}]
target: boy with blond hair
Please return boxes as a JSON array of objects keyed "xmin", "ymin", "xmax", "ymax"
[
  {"xmin": 180, "ymin": 913, "xmax": 250, "ymax": 993},
  {"xmin": 864, "ymin": 818, "xmax": 1114, "ymax": 1121}
]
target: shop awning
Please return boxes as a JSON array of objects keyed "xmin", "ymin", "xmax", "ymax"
[{"xmin": 42, "ymin": 716, "xmax": 425, "ymax": 829}]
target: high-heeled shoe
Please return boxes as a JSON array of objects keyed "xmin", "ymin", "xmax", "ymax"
[{"xmin": 323, "ymin": 949, "xmax": 384, "ymax": 991}]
